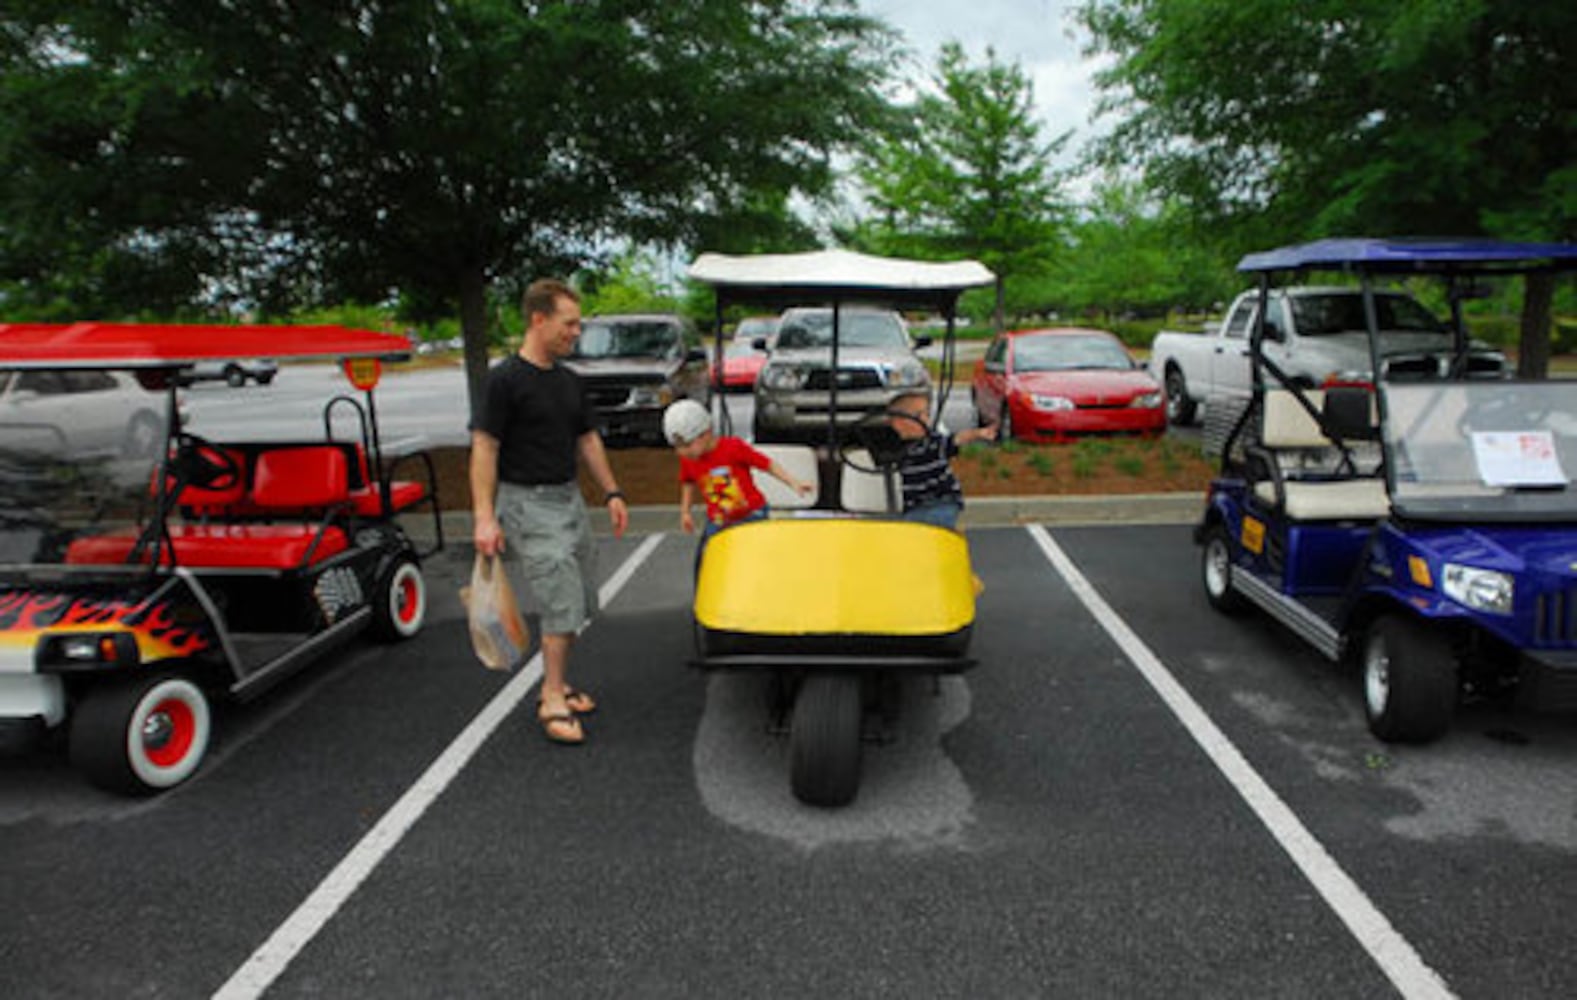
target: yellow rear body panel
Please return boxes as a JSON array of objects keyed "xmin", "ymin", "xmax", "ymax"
[{"xmin": 694, "ymin": 519, "xmax": 975, "ymax": 636}]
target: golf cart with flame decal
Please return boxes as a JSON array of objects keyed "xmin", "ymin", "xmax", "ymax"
[
  {"xmin": 687, "ymin": 250, "xmax": 993, "ymax": 807},
  {"xmin": 0, "ymin": 323, "xmax": 441, "ymax": 793},
  {"xmin": 1196, "ymin": 239, "xmax": 1577, "ymax": 742}
]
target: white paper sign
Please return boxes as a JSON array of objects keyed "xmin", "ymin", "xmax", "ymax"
[{"xmin": 1471, "ymin": 430, "xmax": 1568, "ymax": 487}]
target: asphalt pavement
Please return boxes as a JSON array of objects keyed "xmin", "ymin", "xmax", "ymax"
[{"xmin": 7, "ymin": 521, "xmax": 1575, "ymax": 998}]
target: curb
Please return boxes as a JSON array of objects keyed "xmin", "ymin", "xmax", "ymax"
[{"xmin": 412, "ymin": 493, "xmax": 1203, "ymax": 544}]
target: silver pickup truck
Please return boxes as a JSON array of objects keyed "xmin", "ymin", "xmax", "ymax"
[{"xmin": 1150, "ymin": 286, "xmax": 1506, "ymax": 424}]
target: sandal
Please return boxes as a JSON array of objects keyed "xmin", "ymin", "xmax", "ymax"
[
  {"xmin": 540, "ymin": 687, "xmax": 598, "ymax": 715},
  {"xmin": 537, "ymin": 710, "xmax": 584, "ymax": 746}
]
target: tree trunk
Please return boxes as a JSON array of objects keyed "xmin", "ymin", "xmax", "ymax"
[
  {"xmin": 459, "ymin": 265, "xmax": 493, "ymax": 423},
  {"xmin": 1516, "ymin": 272, "xmax": 1554, "ymax": 380},
  {"xmin": 994, "ymin": 275, "xmax": 1005, "ymax": 332}
]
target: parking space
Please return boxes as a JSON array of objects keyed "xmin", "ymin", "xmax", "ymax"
[{"xmin": 4, "ymin": 524, "xmax": 1574, "ymax": 998}]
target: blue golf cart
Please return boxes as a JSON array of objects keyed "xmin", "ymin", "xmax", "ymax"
[{"xmin": 1196, "ymin": 238, "xmax": 1577, "ymax": 742}]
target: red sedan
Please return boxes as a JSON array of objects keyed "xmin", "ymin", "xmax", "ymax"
[
  {"xmin": 970, "ymin": 327, "xmax": 1166, "ymax": 442},
  {"xmin": 709, "ymin": 336, "xmax": 772, "ymax": 391}
]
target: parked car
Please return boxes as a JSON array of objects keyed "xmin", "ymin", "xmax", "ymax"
[
  {"xmin": 187, "ymin": 358, "xmax": 278, "ymax": 386},
  {"xmin": 710, "ymin": 338, "xmax": 771, "ymax": 391},
  {"xmin": 563, "ymin": 313, "xmax": 708, "ymax": 444},
  {"xmin": 1150, "ymin": 285, "xmax": 1506, "ymax": 426},
  {"xmin": 0, "ymin": 368, "xmax": 173, "ymax": 459},
  {"xmin": 970, "ymin": 327, "xmax": 1165, "ymax": 442},
  {"xmin": 734, "ymin": 314, "xmax": 780, "ymax": 348},
  {"xmin": 752, "ymin": 307, "xmax": 931, "ymax": 443}
]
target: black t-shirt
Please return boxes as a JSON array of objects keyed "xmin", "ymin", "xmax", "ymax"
[{"xmin": 471, "ymin": 355, "xmax": 593, "ymax": 485}]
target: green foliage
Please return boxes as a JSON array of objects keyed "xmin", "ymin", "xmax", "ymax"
[
  {"xmin": 845, "ymin": 42, "xmax": 1067, "ymax": 327},
  {"xmin": 1028, "ymin": 449, "xmax": 1057, "ymax": 477},
  {"xmin": 0, "ymin": 1, "xmax": 899, "ymax": 408},
  {"xmin": 578, "ymin": 251, "xmax": 683, "ymax": 317}
]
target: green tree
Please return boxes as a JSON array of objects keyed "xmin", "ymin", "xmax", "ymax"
[
  {"xmin": 848, "ymin": 42, "xmax": 1067, "ymax": 330},
  {"xmin": 1077, "ymin": 0, "xmax": 1577, "ymax": 373},
  {"xmin": 0, "ymin": 1, "xmax": 897, "ymax": 409}
]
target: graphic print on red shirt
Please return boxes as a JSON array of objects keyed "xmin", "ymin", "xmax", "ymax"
[{"xmin": 679, "ymin": 436, "xmax": 771, "ymax": 525}]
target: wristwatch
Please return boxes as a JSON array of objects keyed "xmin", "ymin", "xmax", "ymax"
[{"xmin": 604, "ymin": 490, "xmax": 626, "ymax": 504}]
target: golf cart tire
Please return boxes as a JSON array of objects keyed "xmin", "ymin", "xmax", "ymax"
[
  {"xmin": 372, "ymin": 557, "xmax": 426, "ymax": 641},
  {"xmin": 1362, "ymin": 614, "xmax": 1457, "ymax": 744},
  {"xmin": 225, "ymin": 366, "xmax": 246, "ymax": 387},
  {"xmin": 257, "ymin": 371, "xmax": 276, "ymax": 386},
  {"xmin": 791, "ymin": 672, "xmax": 863, "ymax": 807},
  {"xmin": 1201, "ymin": 525, "xmax": 1248, "ymax": 615},
  {"xmin": 70, "ymin": 671, "xmax": 212, "ymax": 795}
]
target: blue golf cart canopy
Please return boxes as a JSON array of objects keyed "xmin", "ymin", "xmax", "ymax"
[{"xmin": 1238, "ymin": 238, "xmax": 1577, "ymax": 275}]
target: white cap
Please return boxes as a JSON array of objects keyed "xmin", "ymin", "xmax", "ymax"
[{"xmin": 662, "ymin": 399, "xmax": 711, "ymax": 445}]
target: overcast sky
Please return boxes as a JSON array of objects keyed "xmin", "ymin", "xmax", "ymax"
[{"xmin": 859, "ymin": 0, "xmax": 1107, "ymax": 194}]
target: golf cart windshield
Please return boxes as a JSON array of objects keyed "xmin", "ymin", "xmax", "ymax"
[
  {"xmin": 1385, "ymin": 381, "xmax": 1577, "ymax": 522},
  {"xmin": 0, "ymin": 366, "xmax": 164, "ymax": 564}
]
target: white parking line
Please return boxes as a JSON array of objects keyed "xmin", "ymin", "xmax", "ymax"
[
  {"xmin": 1026, "ymin": 525, "xmax": 1454, "ymax": 1000},
  {"xmin": 212, "ymin": 533, "xmax": 665, "ymax": 1000}
]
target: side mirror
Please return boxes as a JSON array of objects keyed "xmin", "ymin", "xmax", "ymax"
[
  {"xmin": 912, "ymin": 334, "xmax": 933, "ymax": 349},
  {"xmin": 1261, "ymin": 319, "xmax": 1285, "ymax": 343},
  {"xmin": 686, "ymin": 348, "xmax": 707, "ymax": 363},
  {"xmin": 751, "ymin": 337, "xmax": 769, "ymax": 351}
]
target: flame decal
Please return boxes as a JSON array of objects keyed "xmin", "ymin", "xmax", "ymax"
[{"xmin": 0, "ymin": 588, "xmax": 213, "ymax": 661}]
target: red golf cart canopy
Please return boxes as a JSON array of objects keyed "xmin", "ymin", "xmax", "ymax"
[{"xmin": 0, "ymin": 322, "xmax": 412, "ymax": 370}]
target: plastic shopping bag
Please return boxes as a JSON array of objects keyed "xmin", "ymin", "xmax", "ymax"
[{"xmin": 459, "ymin": 553, "xmax": 530, "ymax": 670}]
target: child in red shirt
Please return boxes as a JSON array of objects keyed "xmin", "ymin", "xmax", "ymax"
[{"xmin": 663, "ymin": 399, "xmax": 813, "ymax": 540}]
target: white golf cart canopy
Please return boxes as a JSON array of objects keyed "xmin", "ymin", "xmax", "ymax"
[{"xmin": 688, "ymin": 249, "xmax": 995, "ymax": 313}]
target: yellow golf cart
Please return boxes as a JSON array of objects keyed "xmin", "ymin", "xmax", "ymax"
[{"xmin": 686, "ymin": 249, "xmax": 993, "ymax": 806}]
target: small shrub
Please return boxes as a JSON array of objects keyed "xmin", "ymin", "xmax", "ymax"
[
  {"xmin": 1028, "ymin": 450, "xmax": 1056, "ymax": 477},
  {"xmin": 1071, "ymin": 453, "xmax": 1097, "ymax": 479},
  {"xmin": 1115, "ymin": 455, "xmax": 1145, "ymax": 477}
]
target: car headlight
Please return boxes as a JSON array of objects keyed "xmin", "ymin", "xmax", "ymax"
[
  {"xmin": 1441, "ymin": 563, "xmax": 1513, "ymax": 615},
  {"xmin": 629, "ymin": 385, "xmax": 671, "ymax": 407},
  {"xmin": 759, "ymin": 365, "xmax": 803, "ymax": 390},
  {"xmin": 887, "ymin": 361, "xmax": 929, "ymax": 389},
  {"xmin": 1028, "ymin": 393, "xmax": 1074, "ymax": 412},
  {"xmin": 1131, "ymin": 391, "xmax": 1162, "ymax": 409}
]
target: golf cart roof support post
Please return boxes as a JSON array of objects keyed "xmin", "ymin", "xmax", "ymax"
[
  {"xmin": 1358, "ymin": 273, "xmax": 1396, "ymax": 436},
  {"xmin": 827, "ymin": 299, "xmax": 842, "ymax": 452},
  {"xmin": 712, "ymin": 296, "xmax": 728, "ymax": 435}
]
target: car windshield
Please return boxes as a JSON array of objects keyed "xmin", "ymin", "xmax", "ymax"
[
  {"xmin": 723, "ymin": 340, "xmax": 761, "ymax": 359},
  {"xmin": 1014, "ymin": 334, "xmax": 1133, "ymax": 372},
  {"xmin": 573, "ymin": 320, "xmax": 681, "ymax": 359},
  {"xmin": 734, "ymin": 317, "xmax": 778, "ymax": 342},
  {"xmin": 1384, "ymin": 381, "xmax": 1577, "ymax": 522},
  {"xmin": 1291, "ymin": 292, "xmax": 1446, "ymax": 336},
  {"xmin": 774, "ymin": 311, "xmax": 907, "ymax": 350}
]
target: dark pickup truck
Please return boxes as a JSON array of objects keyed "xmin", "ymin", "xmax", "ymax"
[{"xmin": 564, "ymin": 313, "xmax": 709, "ymax": 444}]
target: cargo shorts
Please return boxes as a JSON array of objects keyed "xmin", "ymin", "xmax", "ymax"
[{"xmin": 496, "ymin": 481, "xmax": 599, "ymax": 635}]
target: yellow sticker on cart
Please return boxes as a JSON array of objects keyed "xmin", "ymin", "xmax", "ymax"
[{"xmin": 1241, "ymin": 517, "xmax": 1265, "ymax": 555}]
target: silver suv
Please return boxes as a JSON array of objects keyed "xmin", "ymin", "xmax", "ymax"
[{"xmin": 752, "ymin": 307, "xmax": 931, "ymax": 443}]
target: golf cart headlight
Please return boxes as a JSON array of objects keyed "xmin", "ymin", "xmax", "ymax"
[
  {"xmin": 759, "ymin": 365, "xmax": 803, "ymax": 390},
  {"xmin": 1132, "ymin": 391, "xmax": 1162, "ymax": 409},
  {"xmin": 887, "ymin": 361, "xmax": 928, "ymax": 388},
  {"xmin": 1442, "ymin": 563, "xmax": 1513, "ymax": 615},
  {"xmin": 1029, "ymin": 393, "xmax": 1075, "ymax": 412},
  {"xmin": 37, "ymin": 631, "xmax": 141, "ymax": 671}
]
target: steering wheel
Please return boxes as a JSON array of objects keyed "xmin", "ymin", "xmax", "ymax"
[
  {"xmin": 170, "ymin": 432, "xmax": 242, "ymax": 491},
  {"xmin": 839, "ymin": 408, "xmax": 930, "ymax": 475}
]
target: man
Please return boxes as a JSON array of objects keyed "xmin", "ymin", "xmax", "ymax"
[{"xmin": 470, "ymin": 279, "xmax": 628, "ymax": 745}]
